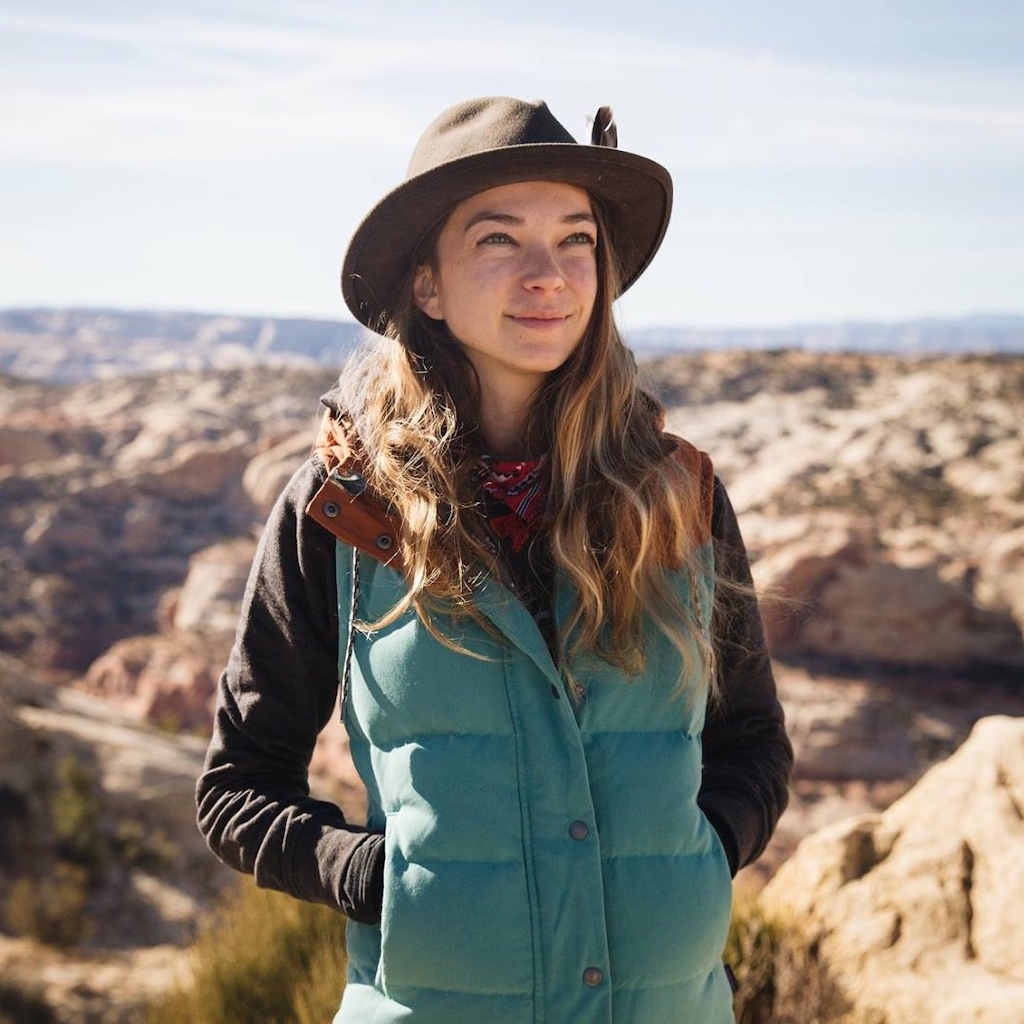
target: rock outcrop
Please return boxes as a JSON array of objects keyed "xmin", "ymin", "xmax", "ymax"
[
  {"xmin": 753, "ymin": 520, "xmax": 1024, "ymax": 669},
  {"xmin": 760, "ymin": 715, "xmax": 1024, "ymax": 1024},
  {"xmin": 0, "ymin": 653, "xmax": 223, "ymax": 1022},
  {"xmin": 651, "ymin": 352, "xmax": 1024, "ymax": 671},
  {"xmin": 0, "ymin": 367, "xmax": 333, "ymax": 671},
  {"xmin": 74, "ymin": 538, "xmax": 256, "ymax": 732}
]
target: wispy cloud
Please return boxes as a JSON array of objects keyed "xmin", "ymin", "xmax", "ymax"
[
  {"xmin": 2, "ymin": 7, "xmax": 1022, "ymax": 173},
  {"xmin": 2, "ymin": 3, "xmax": 1021, "ymax": 326}
]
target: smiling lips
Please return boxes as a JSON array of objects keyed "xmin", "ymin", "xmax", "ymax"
[{"xmin": 508, "ymin": 311, "xmax": 574, "ymax": 327}]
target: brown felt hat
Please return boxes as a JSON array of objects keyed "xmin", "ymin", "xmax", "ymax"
[{"xmin": 341, "ymin": 96, "xmax": 673, "ymax": 331}]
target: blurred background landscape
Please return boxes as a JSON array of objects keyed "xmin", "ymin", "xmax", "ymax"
[{"xmin": 1, "ymin": 309, "xmax": 1022, "ymax": 1023}]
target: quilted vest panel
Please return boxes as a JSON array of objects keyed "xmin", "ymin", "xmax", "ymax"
[{"xmin": 333, "ymin": 542, "xmax": 735, "ymax": 1024}]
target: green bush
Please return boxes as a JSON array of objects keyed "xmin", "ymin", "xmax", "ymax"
[
  {"xmin": 0, "ymin": 980, "xmax": 56, "ymax": 1024},
  {"xmin": 50, "ymin": 754, "xmax": 104, "ymax": 869},
  {"xmin": 1, "ymin": 754, "xmax": 105, "ymax": 948},
  {"xmin": 146, "ymin": 878, "xmax": 348, "ymax": 1024},
  {"xmin": 727, "ymin": 896, "xmax": 851, "ymax": 1024},
  {"xmin": 153, "ymin": 878, "xmax": 855, "ymax": 1023},
  {"xmin": 113, "ymin": 818, "xmax": 176, "ymax": 875},
  {"xmin": 3, "ymin": 860, "xmax": 94, "ymax": 948}
]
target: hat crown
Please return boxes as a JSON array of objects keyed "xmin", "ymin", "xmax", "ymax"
[{"xmin": 407, "ymin": 97, "xmax": 578, "ymax": 178}]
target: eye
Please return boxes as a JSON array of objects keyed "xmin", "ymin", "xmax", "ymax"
[
  {"xmin": 564, "ymin": 230, "xmax": 597, "ymax": 247},
  {"xmin": 478, "ymin": 232, "xmax": 515, "ymax": 246}
]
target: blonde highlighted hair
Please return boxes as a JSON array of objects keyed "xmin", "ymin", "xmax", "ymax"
[{"xmin": 334, "ymin": 199, "xmax": 715, "ymax": 696}]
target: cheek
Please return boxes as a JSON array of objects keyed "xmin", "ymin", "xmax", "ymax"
[
  {"xmin": 573, "ymin": 265, "xmax": 599, "ymax": 314},
  {"xmin": 445, "ymin": 265, "xmax": 507, "ymax": 319},
  {"xmin": 432, "ymin": 276, "xmax": 492, "ymax": 344},
  {"xmin": 565, "ymin": 252, "xmax": 598, "ymax": 292}
]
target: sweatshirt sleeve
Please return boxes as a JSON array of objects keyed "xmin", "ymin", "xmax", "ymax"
[
  {"xmin": 195, "ymin": 457, "xmax": 384, "ymax": 924},
  {"xmin": 698, "ymin": 476, "xmax": 793, "ymax": 875}
]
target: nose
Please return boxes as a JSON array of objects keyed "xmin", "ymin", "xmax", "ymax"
[{"xmin": 520, "ymin": 244, "xmax": 565, "ymax": 291}]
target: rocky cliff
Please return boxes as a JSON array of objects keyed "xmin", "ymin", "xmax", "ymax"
[
  {"xmin": 0, "ymin": 309, "xmax": 362, "ymax": 383},
  {"xmin": 760, "ymin": 715, "xmax": 1024, "ymax": 1024},
  {"xmin": 0, "ymin": 365, "xmax": 333, "ymax": 672},
  {"xmin": 643, "ymin": 350, "xmax": 1024, "ymax": 674}
]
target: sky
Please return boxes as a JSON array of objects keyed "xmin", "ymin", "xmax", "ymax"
[{"xmin": 1, "ymin": 0, "xmax": 1022, "ymax": 331}]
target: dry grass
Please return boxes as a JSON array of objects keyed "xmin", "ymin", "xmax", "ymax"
[
  {"xmin": 145, "ymin": 879, "xmax": 348, "ymax": 1024},
  {"xmin": 727, "ymin": 895, "xmax": 853, "ymax": 1024},
  {"xmin": 145, "ymin": 867, "xmax": 863, "ymax": 1023}
]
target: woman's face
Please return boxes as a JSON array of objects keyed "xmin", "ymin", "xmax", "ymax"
[{"xmin": 413, "ymin": 180, "xmax": 598, "ymax": 404}]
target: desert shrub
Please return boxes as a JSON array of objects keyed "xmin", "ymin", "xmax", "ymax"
[
  {"xmin": 50, "ymin": 753, "xmax": 104, "ymax": 869},
  {"xmin": 0, "ymin": 980, "xmax": 56, "ymax": 1024},
  {"xmin": 154, "ymin": 711, "xmax": 183, "ymax": 735},
  {"xmin": 113, "ymin": 818, "xmax": 176, "ymax": 875},
  {"xmin": 3, "ymin": 860, "xmax": 94, "ymax": 948},
  {"xmin": 1, "ymin": 754, "xmax": 105, "ymax": 947},
  {"xmin": 727, "ymin": 896, "xmax": 851, "ymax": 1024},
  {"xmin": 0, "ymin": 784, "xmax": 30, "ymax": 873},
  {"xmin": 146, "ymin": 878, "xmax": 348, "ymax": 1024},
  {"xmin": 726, "ymin": 895, "xmax": 780, "ymax": 1023}
]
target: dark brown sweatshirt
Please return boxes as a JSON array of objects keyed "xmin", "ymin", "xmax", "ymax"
[{"xmin": 197, "ymin": 421, "xmax": 793, "ymax": 925}]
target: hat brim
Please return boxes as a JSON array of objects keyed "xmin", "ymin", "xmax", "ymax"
[{"xmin": 341, "ymin": 143, "xmax": 672, "ymax": 331}]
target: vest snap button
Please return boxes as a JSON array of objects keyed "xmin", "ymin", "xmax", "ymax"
[
  {"xmin": 375, "ymin": 533, "xmax": 394, "ymax": 551},
  {"xmin": 569, "ymin": 820, "xmax": 589, "ymax": 841},
  {"xmin": 322, "ymin": 501, "xmax": 340, "ymax": 519},
  {"xmin": 583, "ymin": 967, "xmax": 603, "ymax": 987}
]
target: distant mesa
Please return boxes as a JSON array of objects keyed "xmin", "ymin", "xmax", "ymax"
[
  {"xmin": 1, "ymin": 307, "xmax": 1023, "ymax": 382},
  {"xmin": 0, "ymin": 307, "xmax": 366, "ymax": 383}
]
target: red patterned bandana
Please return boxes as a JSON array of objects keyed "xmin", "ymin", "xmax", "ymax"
[{"xmin": 477, "ymin": 454, "xmax": 550, "ymax": 554}]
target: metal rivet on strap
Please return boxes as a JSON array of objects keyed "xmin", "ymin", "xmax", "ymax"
[
  {"xmin": 375, "ymin": 533, "xmax": 394, "ymax": 551},
  {"xmin": 322, "ymin": 501, "xmax": 340, "ymax": 519}
]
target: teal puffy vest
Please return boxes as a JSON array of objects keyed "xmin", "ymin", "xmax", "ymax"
[{"xmin": 333, "ymin": 539, "xmax": 735, "ymax": 1024}]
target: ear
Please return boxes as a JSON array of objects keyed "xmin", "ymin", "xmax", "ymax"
[{"xmin": 413, "ymin": 264, "xmax": 444, "ymax": 320}]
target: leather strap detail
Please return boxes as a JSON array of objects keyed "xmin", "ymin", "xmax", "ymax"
[{"xmin": 306, "ymin": 475, "xmax": 405, "ymax": 572}]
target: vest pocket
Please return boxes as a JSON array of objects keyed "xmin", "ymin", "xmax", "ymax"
[
  {"xmin": 378, "ymin": 814, "xmax": 534, "ymax": 998},
  {"xmin": 603, "ymin": 816, "xmax": 734, "ymax": 985}
]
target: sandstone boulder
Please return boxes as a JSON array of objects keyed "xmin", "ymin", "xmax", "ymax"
[
  {"xmin": 755, "ymin": 525, "xmax": 1024, "ymax": 669},
  {"xmin": 75, "ymin": 632, "xmax": 230, "ymax": 733},
  {"xmin": 242, "ymin": 429, "xmax": 316, "ymax": 515},
  {"xmin": 975, "ymin": 525, "xmax": 1024, "ymax": 635},
  {"xmin": 760, "ymin": 715, "xmax": 1024, "ymax": 1024},
  {"xmin": 172, "ymin": 538, "xmax": 257, "ymax": 634},
  {"xmin": 0, "ymin": 423, "xmax": 60, "ymax": 466},
  {"xmin": 135, "ymin": 438, "xmax": 252, "ymax": 503}
]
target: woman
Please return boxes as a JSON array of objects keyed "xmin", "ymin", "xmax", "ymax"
[{"xmin": 197, "ymin": 96, "xmax": 792, "ymax": 1024}]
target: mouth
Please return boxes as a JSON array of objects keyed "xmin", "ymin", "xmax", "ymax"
[{"xmin": 508, "ymin": 312, "xmax": 573, "ymax": 326}]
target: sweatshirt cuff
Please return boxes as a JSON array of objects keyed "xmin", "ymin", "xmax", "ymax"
[{"xmin": 338, "ymin": 831, "xmax": 386, "ymax": 925}]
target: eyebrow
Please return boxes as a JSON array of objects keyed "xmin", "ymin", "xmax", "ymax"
[{"xmin": 462, "ymin": 210, "xmax": 597, "ymax": 232}]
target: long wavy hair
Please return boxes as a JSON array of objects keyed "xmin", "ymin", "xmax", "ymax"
[{"xmin": 336, "ymin": 197, "xmax": 715, "ymax": 696}]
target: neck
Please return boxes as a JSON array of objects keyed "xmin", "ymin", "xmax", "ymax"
[{"xmin": 476, "ymin": 388, "xmax": 537, "ymax": 459}]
